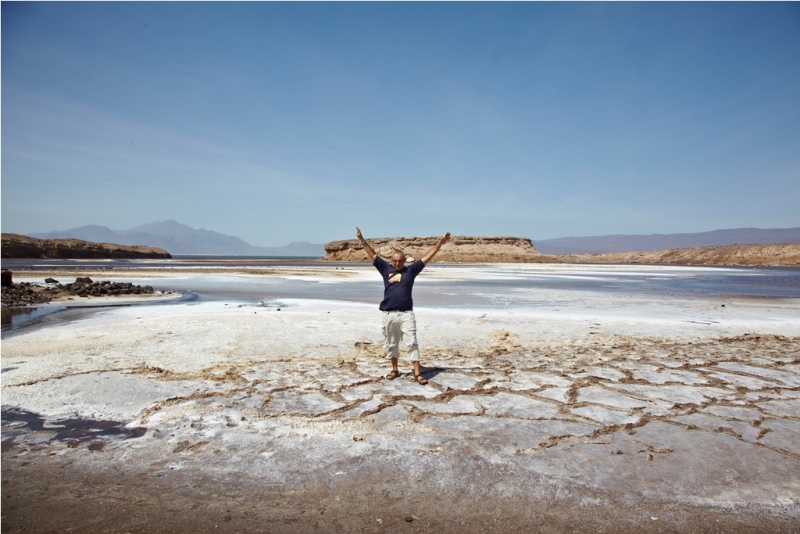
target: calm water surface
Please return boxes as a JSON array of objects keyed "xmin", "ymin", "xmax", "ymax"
[{"xmin": 3, "ymin": 259, "xmax": 799, "ymax": 333}]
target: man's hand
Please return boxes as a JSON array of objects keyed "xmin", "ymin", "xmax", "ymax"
[
  {"xmin": 422, "ymin": 232, "xmax": 452, "ymax": 265},
  {"xmin": 356, "ymin": 226, "xmax": 376, "ymax": 261}
]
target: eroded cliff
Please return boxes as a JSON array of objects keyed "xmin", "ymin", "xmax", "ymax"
[{"xmin": 323, "ymin": 236, "xmax": 560, "ymax": 263}]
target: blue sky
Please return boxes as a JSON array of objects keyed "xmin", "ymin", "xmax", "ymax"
[{"xmin": 2, "ymin": 2, "xmax": 799, "ymax": 246}]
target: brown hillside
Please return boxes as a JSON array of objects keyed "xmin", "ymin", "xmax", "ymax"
[
  {"xmin": 559, "ymin": 243, "xmax": 800, "ymax": 267},
  {"xmin": 2, "ymin": 234, "xmax": 172, "ymax": 259}
]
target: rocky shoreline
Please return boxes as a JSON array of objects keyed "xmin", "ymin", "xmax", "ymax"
[
  {"xmin": 1, "ymin": 275, "xmax": 155, "ymax": 308},
  {"xmin": 323, "ymin": 236, "xmax": 560, "ymax": 263}
]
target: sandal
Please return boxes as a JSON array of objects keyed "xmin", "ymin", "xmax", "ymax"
[
  {"xmin": 386, "ymin": 370, "xmax": 400, "ymax": 380},
  {"xmin": 414, "ymin": 374, "xmax": 428, "ymax": 385}
]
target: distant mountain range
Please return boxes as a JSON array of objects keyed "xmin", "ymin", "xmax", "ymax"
[
  {"xmin": 532, "ymin": 227, "xmax": 800, "ymax": 254},
  {"xmin": 29, "ymin": 220, "xmax": 326, "ymax": 257},
  {"xmin": 27, "ymin": 222, "xmax": 800, "ymax": 257}
]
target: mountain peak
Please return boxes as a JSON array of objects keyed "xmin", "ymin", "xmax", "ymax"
[
  {"xmin": 28, "ymin": 221, "xmax": 326, "ymax": 257},
  {"xmin": 126, "ymin": 220, "xmax": 194, "ymax": 234}
]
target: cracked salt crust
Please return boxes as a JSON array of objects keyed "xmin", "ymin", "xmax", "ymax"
[
  {"xmin": 571, "ymin": 405, "xmax": 641, "ymax": 425},
  {"xmin": 2, "ymin": 371, "xmax": 198, "ymax": 421},
  {"xmin": 758, "ymin": 418, "xmax": 800, "ymax": 457},
  {"xmin": 757, "ymin": 398, "xmax": 800, "ymax": 418},
  {"xmin": 405, "ymin": 397, "xmax": 482, "ymax": 415},
  {"xmin": 429, "ymin": 372, "xmax": 481, "ymax": 390},
  {"xmin": 672, "ymin": 413, "xmax": 765, "ymax": 444},
  {"xmin": 475, "ymin": 392, "xmax": 562, "ymax": 419},
  {"xmin": 715, "ymin": 362, "xmax": 800, "ymax": 387},
  {"xmin": 535, "ymin": 387, "xmax": 570, "ymax": 403},
  {"xmin": 577, "ymin": 386, "xmax": 650, "ymax": 410},
  {"xmin": 703, "ymin": 405, "xmax": 765, "ymax": 422},
  {"xmin": 568, "ymin": 366, "xmax": 628, "ymax": 382},
  {"xmin": 611, "ymin": 384, "xmax": 733, "ymax": 405},
  {"xmin": 633, "ymin": 367, "xmax": 709, "ymax": 385}
]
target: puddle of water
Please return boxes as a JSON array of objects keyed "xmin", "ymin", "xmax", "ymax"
[
  {"xmin": 1, "ymin": 305, "xmax": 67, "ymax": 332},
  {"xmin": 1, "ymin": 406, "xmax": 146, "ymax": 452},
  {"xmin": 2, "ymin": 307, "xmax": 37, "ymax": 325}
]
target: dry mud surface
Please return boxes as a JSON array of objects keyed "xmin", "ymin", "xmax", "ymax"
[{"xmin": 2, "ymin": 291, "xmax": 800, "ymax": 532}]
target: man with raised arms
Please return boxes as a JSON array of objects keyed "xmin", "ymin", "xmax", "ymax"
[{"xmin": 356, "ymin": 227, "xmax": 451, "ymax": 385}]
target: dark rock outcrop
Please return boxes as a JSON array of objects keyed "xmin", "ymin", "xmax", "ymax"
[
  {"xmin": 1, "ymin": 234, "xmax": 171, "ymax": 259},
  {"xmin": 323, "ymin": 236, "xmax": 560, "ymax": 263},
  {"xmin": 1, "ymin": 282, "xmax": 58, "ymax": 307},
  {"xmin": 2, "ymin": 277, "xmax": 158, "ymax": 307}
]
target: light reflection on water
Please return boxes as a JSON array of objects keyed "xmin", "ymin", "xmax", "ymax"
[{"xmin": 3, "ymin": 261, "xmax": 799, "ymax": 333}]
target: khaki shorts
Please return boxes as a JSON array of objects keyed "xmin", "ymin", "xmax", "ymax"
[{"xmin": 381, "ymin": 310, "xmax": 420, "ymax": 362}]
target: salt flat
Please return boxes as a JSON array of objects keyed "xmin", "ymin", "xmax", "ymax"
[{"xmin": 2, "ymin": 264, "xmax": 800, "ymax": 532}]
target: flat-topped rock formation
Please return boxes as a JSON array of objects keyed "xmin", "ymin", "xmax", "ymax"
[
  {"xmin": 323, "ymin": 236, "xmax": 560, "ymax": 263},
  {"xmin": 1, "ymin": 233, "xmax": 172, "ymax": 259},
  {"xmin": 559, "ymin": 242, "xmax": 800, "ymax": 266}
]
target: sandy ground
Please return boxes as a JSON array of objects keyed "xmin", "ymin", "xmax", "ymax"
[{"xmin": 2, "ymin": 271, "xmax": 800, "ymax": 532}]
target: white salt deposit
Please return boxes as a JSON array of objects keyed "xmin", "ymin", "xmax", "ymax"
[{"xmin": 3, "ymin": 264, "xmax": 800, "ymax": 517}]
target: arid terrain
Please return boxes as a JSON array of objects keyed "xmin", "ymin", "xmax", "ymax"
[
  {"xmin": 559, "ymin": 243, "xmax": 800, "ymax": 267},
  {"xmin": 324, "ymin": 237, "xmax": 800, "ymax": 267}
]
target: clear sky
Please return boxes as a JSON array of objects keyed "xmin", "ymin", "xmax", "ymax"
[{"xmin": 2, "ymin": 2, "xmax": 799, "ymax": 246}]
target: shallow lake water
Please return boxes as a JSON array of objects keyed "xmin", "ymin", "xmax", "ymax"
[{"xmin": 3, "ymin": 260, "xmax": 799, "ymax": 333}]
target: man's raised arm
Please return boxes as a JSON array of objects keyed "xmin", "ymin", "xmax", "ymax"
[
  {"xmin": 356, "ymin": 227, "xmax": 377, "ymax": 262},
  {"xmin": 421, "ymin": 232, "xmax": 451, "ymax": 265}
]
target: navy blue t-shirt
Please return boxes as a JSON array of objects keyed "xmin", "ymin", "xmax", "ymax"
[{"xmin": 373, "ymin": 256, "xmax": 425, "ymax": 311}]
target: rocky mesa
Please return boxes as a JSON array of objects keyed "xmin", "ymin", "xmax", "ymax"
[
  {"xmin": 323, "ymin": 236, "xmax": 560, "ymax": 263},
  {"xmin": 559, "ymin": 242, "xmax": 800, "ymax": 266},
  {"xmin": 1, "ymin": 234, "xmax": 172, "ymax": 259}
]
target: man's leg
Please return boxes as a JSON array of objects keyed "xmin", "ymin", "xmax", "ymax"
[
  {"xmin": 382, "ymin": 312, "xmax": 401, "ymax": 378},
  {"xmin": 400, "ymin": 311, "xmax": 427, "ymax": 384},
  {"xmin": 414, "ymin": 360, "xmax": 428, "ymax": 385}
]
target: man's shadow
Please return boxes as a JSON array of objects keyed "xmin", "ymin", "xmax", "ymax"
[{"xmin": 416, "ymin": 365, "xmax": 482, "ymax": 380}]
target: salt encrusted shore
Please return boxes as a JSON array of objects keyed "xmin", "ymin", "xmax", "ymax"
[{"xmin": 2, "ymin": 269, "xmax": 800, "ymax": 532}]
